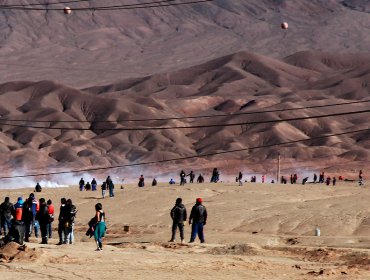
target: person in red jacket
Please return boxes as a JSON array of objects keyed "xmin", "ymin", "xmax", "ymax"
[{"xmin": 47, "ymin": 199, "xmax": 55, "ymax": 239}]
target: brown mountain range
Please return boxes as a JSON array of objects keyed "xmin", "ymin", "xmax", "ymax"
[{"xmin": 0, "ymin": 50, "xmax": 369, "ymax": 181}]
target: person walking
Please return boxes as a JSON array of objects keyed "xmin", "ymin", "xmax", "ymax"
[
  {"xmin": 91, "ymin": 178, "xmax": 97, "ymax": 191},
  {"xmin": 47, "ymin": 199, "xmax": 55, "ymax": 239},
  {"xmin": 36, "ymin": 198, "xmax": 49, "ymax": 244},
  {"xmin": 0, "ymin": 197, "xmax": 14, "ymax": 236},
  {"xmin": 238, "ymin": 172, "xmax": 243, "ymax": 186},
  {"xmin": 189, "ymin": 198, "xmax": 207, "ymax": 244},
  {"xmin": 79, "ymin": 178, "xmax": 85, "ymax": 191},
  {"xmin": 169, "ymin": 198, "xmax": 187, "ymax": 243},
  {"xmin": 93, "ymin": 203, "xmax": 106, "ymax": 251},
  {"xmin": 106, "ymin": 176, "xmax": 115, "ymax": 197},
  {"xmin": 187, "ymin": 171, "xmax": 195, "ymax": 183}
]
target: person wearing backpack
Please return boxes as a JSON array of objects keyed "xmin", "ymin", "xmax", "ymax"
[{"xmin": 169, "ymin": 198, "xmax": 187, "ymax": 243}]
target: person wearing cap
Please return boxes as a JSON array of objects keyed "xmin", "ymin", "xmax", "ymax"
[
  {"xmin": 13, "ymin": 197, "xmax": 24, "ymax": 222},
  {"xmin": 169, "ymin": 198, "xmax": 187, "ymax": 243},
  {"xmin": 189, "ymin": 198, "xmax": 207, "ymax": 243}
]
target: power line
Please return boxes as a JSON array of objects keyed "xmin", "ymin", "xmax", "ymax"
[
  {"xmin": 0, "ymin": 0, "xmax": 213, "ymax": 11},
  {"xmin": 0, "ymin": 126, "xmax": 367, "ymax": 179},
  {"xmin": 1, "ymin": 99, "xmax": 369, "ymax": 123},
  {"xmin": 0, "ymin": 108, "xmax": 369, "ymax": 131},
  {"xmin": 0, "ymin": 0, "xmax": 95, "ymax": 7}
]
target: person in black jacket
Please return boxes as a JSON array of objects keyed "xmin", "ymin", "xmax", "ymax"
[
  {"xmin": 22, "ymin": 198, "xmax": 34, "ymax": 242},
  {"xmin": 65, "ymin": 199, "xmax": 77, "ymax": 244},
  {"xmin": 169, "ymin": 198, "xmax": 187, "ymax": 243},
  {"xmin": 36, "ymin": 198, "xmax": 49, "ymax": 244},
  {"xmin": 179, "ymin": 170, "xmax": 186, "ymax": 186},
  {"xmin": 189, "ymin": 198, "xmax": 207, "ymax": 243},
  {"xmin": 106, "ymin": 176, "xmax": 115, "ymax": 197},
  {"xmin": 57, "ymin": 198, "xmax": 67, "ymax": 245},
  {"xmin": 0, "ymin": 197, "xmax": 14, "ymax": 236}
]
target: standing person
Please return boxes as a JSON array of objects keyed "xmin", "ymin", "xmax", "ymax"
[
  {"xmin": 22, "ymin": 198, "xmax": 33, "ymax": 242},
  {"xmin": 101, "ymin": 182, "xmax": 107, "ymax": 198},
  {"xmin": 79, "ymin": 178, "xmax": 85, "ymax": 191},
  {"xmin": 313, "ymin": 173, "xmax": 317, "ymax": 183},
  {"xmin": 138, "ymin": 175, "xmax": 145, "ymax": 188},
  {"xmin": 57, "ymin": 198, "xmax": 67, "ymax": 245},
  {"xmin": 169, "ymin": 198, "xmax": 187, "ymax": 243},
  {"xmin": 238, "ymin": 172, "xmax": 243, "ymax": 186},
  {"xmin": 93, "ymin": 203, "xmax": 106, "ymax": 251},
  {"xmin": 187, "ymin": 171, "xmax": 195, "ymax": 183},
  {"xmin": 91, "ymin": 178, "xmax": 97, "ymax": 191},
  {"xmin": 326, "ymin": 177, "xmax": 331, "ymax": 186},
  {"xmin": 332, "ymin": 177, "xmax": 337, "ymax": 186},
  {"xmin": 180, "ymin": 170, "xmax": 186, "ymax": 186},
  {"xmin": 211, "ymin": 168, "xmax": 220, "ymax": 183},
  {"xmin": 28, "ymin": 193, "xmax": 39, "ymax": 239},
  {"xmin": 106, "ymin": 176, "xmax": 115, "ymax": 197},
  {"xmin": 47, "ymin": 199, "xmax": 54, "ymax": 239},
  {"xmin": 65, "ymin": 199, "xmax": 77, "ymax": 244},
  {"xmin": 189, "ymin": 198, "xmax": 207, "ymax": 244},
  {"xmin": 262, "ymin": 175, "xmax": 265, "ymax": 183},
  {"xmin": 36, "ymin": 198, "xmax": 49, "ymax": 244},
  {"xmin": 0, "ymin": 197, "xmax": 14, "ymax": 236}
]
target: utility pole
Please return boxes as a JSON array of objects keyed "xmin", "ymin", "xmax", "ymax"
[{"xmin": 277, "ymin": 152, "xmax": 281, "ymax": 183}]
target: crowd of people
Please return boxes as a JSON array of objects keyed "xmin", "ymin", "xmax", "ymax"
[
  {"xmin": 0, "ymin": 168, "xmax": 365, "ymax": 253},
  {"xmin": 0, "ymin": 193, "xmax": 56, "ymax": 245},
  {"xmin": 79, "ymin": 176, "xmax": 115, "ymax": 198},
  {"xmin": 0, "ymin": 193, "xmax": 106, "ymax": 251}
]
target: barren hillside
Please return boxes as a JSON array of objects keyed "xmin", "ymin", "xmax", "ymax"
[
  {"xmin": 0, "ymin": 50, "xmax": 370, "ymax": 180},
  {"xmin": 0, "ymin": 0, "xmax": 369, "ymax": 87}
]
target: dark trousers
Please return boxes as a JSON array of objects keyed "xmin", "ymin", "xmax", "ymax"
[
  {"xmin": 109, "ymin": 186, "xmax": 114, "ymax": 197},
  {"xmin": 24, "ymin": 220, "xmax": 33, "ymax": 241},
  {"xmin": 58, "ymin": 222, "xmax": 66, "ymax": 243},
  {"xmin": 8, "ymin": 221, "xmax": 25, "ymax": 245},
  {"xmin": 190, "ymin": 222, "xmax": 204, "ymax": 243},
  {"xmin": 40, "ymin": 222, "xmax": 48, "ymax": 243},
  {"xmin": 1, "ymin": 217, "xmax": 12, "ymax": 236},
  {"xmin": 171, "ymin": 222, "xmax": 184, "ymax": 241}
]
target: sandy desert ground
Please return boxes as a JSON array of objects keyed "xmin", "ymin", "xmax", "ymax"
[{"xmin": 0, "ymin": 181, "xmax": 369, "ymax": 279}]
